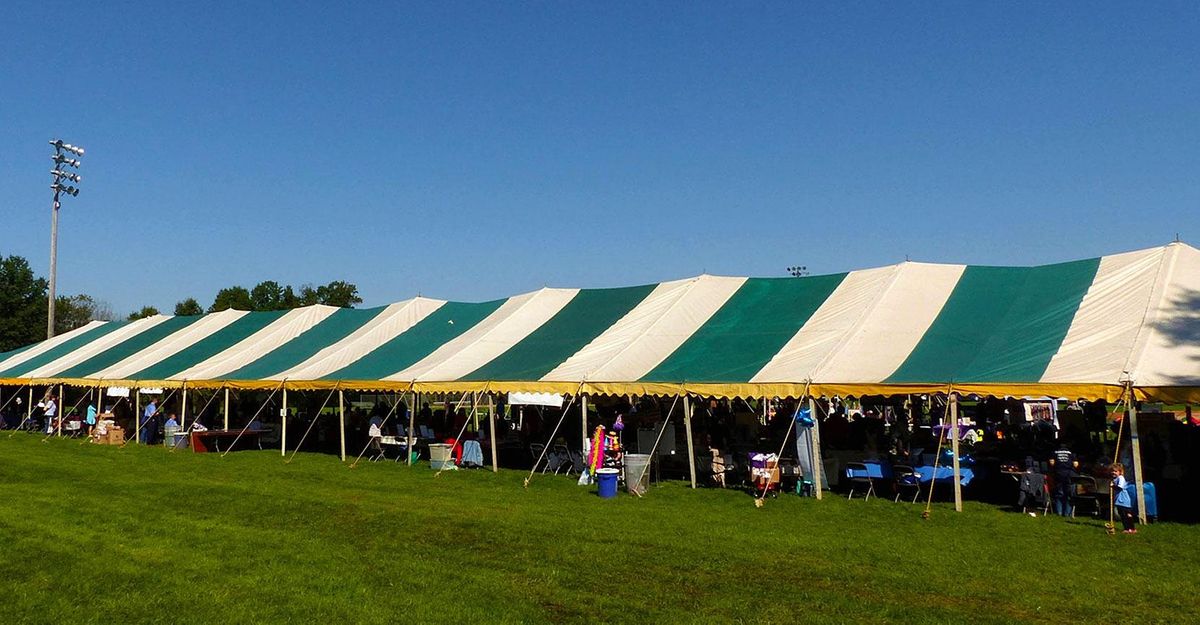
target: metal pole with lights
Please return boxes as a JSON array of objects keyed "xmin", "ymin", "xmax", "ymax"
[
  {"xmin": 47, "ymin": 139, "xmax": 84, "ymax": 339},
  {"xmin": 786, "ymin": 265, "xmax": 809, "ymax": 278}
]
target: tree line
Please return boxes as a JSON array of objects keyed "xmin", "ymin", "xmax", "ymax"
[{"xmin": 1, "ymin": 251, "xmax": 362, "ymax": 351}]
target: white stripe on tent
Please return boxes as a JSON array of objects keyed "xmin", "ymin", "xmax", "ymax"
[
  {"xmin": 542, "ymin": 275, "xmax": 747, "ymax": 382},
  {"xmin": 1040, "ymin": 247, "xmax": 1165, "ymax": 385},
  {"xmin": 170, "ymin": 305, "xmax": 340, "ymax": 381},
  {"xmin": 752, "ymin": 265, "xmax": 898, "ymax": 383},
  {"xmin": 1127, "ymin": 242, "xmax": 1200, "ymax": 386},
  {"xmin": 807, "ymin": 262, "xmax": 965, "ymax": 383},
  {"xmin": 389, "ymin": 288, "xmax": 580, "ymax": 382},
  {"xmin": 88, "ymin": 309, "xmax": 249, "ymax": 380},
  {"xmin": 0, "ymin": 320, "xmax": 107, "ymax": 374},
  {"xmin": 270, "ymin": 298, "xmax": 445, "ymax": 381},
  {"xmin": 22, "ymin": 316, "xmax": 174, "ymax": 379}
]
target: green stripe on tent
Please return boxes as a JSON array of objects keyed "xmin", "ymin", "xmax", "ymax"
[
  {"xmin": 224, "ymin": 307, "xmax": 386, "ymax": 380},
  {"xmin": 54, "ymin": 316, "xmax": 203, "ymax": 378},
  {"xmin": 132, "ymin": 311, "xmax": 290, "ymax": 380},
  {"xmin": 462, "ymin": 284, "xmax": 656, "ymax": 381},
  {"xmin": 0, "ymin": 321, "xmax": 127, "ymax": 378},
  {"xmin": 885, "ymin": 258, "xmax": 1102, "ymax": 383},
  {"xmin": 642, "ymin": 274, "xmax": 848, "ymax": 383},
  {"xmin": 326, "ymin": 300, "xmax": 505, "ymax": 380}
]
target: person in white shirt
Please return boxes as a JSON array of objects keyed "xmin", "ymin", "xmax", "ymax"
[{"xmin": 43, "ymin": 394, "xmax": 58, "ymax": 434}]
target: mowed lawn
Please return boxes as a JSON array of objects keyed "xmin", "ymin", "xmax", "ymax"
[{"xmin": 1, "ymin": 436, "xmax": 1195, "ymax": 624}]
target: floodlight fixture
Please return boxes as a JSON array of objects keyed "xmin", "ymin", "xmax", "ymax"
[{"xmin": 46, "ymin": 138, "xmax": 85, "ymax": 339}]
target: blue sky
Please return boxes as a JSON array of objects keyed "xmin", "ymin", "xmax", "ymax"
[{"xmin": 2, "ymin": 3, "xmax": 1198, "ymax": 316}]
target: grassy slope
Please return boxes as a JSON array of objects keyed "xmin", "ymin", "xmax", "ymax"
[{"xmin": 0, "ymin": 436, "xmax": 1195, "ymax": 624}]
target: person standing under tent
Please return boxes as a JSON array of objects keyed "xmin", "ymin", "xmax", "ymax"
[
  {"xmin": 1112, "ymin": 464, "xmax": 1136, "ymax": 533},
  {"xmin": 1048, "ymin": 440, "xmax": 1078, "ymax": 517},
  {"xmin": 140, "ymin": 398, "xmax": 157, "ymax": 445},
  {"xmin": 43, "ymin": 393, "xmax": 58, "ymax": 434},
  {"xmin": 85, "ymin": 401, "xmax": 98, "ymax": 437}
]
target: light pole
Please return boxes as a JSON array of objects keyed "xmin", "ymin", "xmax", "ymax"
[
  {"xmin": 47, "ymin": 139, "xmax": 84, "ymax": 339},
  {"xmin": 786, "ymin": 265, "xmax": 809, "ymax": 278}
]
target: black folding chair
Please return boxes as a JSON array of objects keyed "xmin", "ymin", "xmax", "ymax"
[
  {"xmin": 892, "ymin": 464, "xmax": 921, "ymax": 503},
  {"xmin": 1071, "ymin": 475, "xmax": 1101, "ymax": 518},
  {"xmin": 845, "ymin": 462, "xmax": 875, "ymax": 501}
]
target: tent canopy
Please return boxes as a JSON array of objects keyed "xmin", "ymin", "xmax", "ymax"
[{"xmin": 2, "ymin": 242, "xmax": 1198, "ymax": 402}]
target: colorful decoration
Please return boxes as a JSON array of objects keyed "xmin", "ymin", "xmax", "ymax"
[{"xmin": 588, "ymin": 425, "xmax": 606, "ymax": 475}]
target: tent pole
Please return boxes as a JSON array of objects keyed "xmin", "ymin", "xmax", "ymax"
[
  {"xmin": 683, "ymin": 394, "xmax": 697, "ymax": 489},
  {"xmin": 56, "ymin": 384, "xmax": 64, "ymax": 436},
  {"xmin": 180, "ymin": 385, "xmax": 188, "ymax": 430},
  {"xmin": 1126, "ymin": 382, "xmax": 1148, "ymax": 524},
  {"xmin": 281, "ymin": 387, "xmax": 288, "ymax": 457},
  {"xmin": 338, "ymin": 388, "xmax": 346, "ymax": 462},
  {"xmin": 223, "ymin": 388, "xmax": 230, "ymax": 431},
  {"xmin": 134, "ymin": 389, "xmax": 142, "ymax": 445},
  {"xmin": 808, "ymin": 395, "xmax": 824, "ymax": 500},
  {"xmin": 27, "ymin": 387, "xmax": 33, "ymax": 427},
  {"xmin": 407, "ymin": 391, "xmax": 417, "ymax": 466},
  {"xmin": 488, "ymin": 393, "xmax": 498, "ymax": 472},
  {"xmin": 951, "ymin": 392, "xmax": 962, "ymax": 512},
  {"xmin": 580, "ymin": 393, "xmax": 589, "ymax": 455}
]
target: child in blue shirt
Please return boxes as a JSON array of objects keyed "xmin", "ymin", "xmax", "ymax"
[{"xmin": 1112, "ymin": 464, "xmax": 1136, "ymax": 534}]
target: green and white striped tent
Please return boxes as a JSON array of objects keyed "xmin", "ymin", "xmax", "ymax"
[{"xmin": 2, "ymin": 242, "xmax": 1198, "ymax": 402}]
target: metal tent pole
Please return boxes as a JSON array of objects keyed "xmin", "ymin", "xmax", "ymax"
[
  {"xmin": 683, "ymin": 395, "xmax": 697, "ymax": 489},
  {"xmin": 488, "ymin": 393, "xmax": 498, "ymax": 472},
  {"xmin": 580, "ymin": 393, "xmax": 589, "ymax": 454},
  {"xmin": 338, "ymin": 389, "xmax": 346, "ymax": 462},
  {"xmin": 808, "ymin": 395, "xmax": 824, "ymax": 500},
  {"xmin": 134, "ymin": 389, "xmax": 142, "ymax": 445},
  {"xmin": 407, "ymin": 391, "xmax": 417, "ymax": 466},
  {"xmin": 56, "ymin": 384, "xmax": 64, "ymax": 437},
  {"xmin": 223, "ymin": 388, "xmax": 230, "ymax": 431},
  {"xmin": 951, "ymin": 392, "xmax": 962, "ymax": 513},
  {"xmin": 281, "ymin": 387, "xmax": 288, "ymax": 457},
  {"xmin": 180, "ymin": 385, "xmax": 188, "ymax": 430}
]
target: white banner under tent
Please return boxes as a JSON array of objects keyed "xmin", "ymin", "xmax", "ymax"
[
  {"xmin": 507, "ymin": 392, "xmax": 564, "ymax": 408},
  {"xmin": 106, "ymin": 387, "xmax": 130, "ymax": 398}
]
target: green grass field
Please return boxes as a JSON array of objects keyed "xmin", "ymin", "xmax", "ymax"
[{"xmin": 1, "ymin": 435, "xmax": 1195, "ymax": 624}]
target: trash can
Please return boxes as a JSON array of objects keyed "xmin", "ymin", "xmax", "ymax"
[
  {"xmin": 596, "ymin": 468, "xmax": 620, "ymax": 498},
  {"xmin": 624, "ymin": 453, "xmax": 651, "ymax": 495}
]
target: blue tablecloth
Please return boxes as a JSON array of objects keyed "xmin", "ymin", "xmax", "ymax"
[
  {"xmin": 915, "ymin": 465, "xmax": 974, "ymax": 486},
  {"xmin": 851, "ymin": 461, "xmax": 892, "ymax": 479}
]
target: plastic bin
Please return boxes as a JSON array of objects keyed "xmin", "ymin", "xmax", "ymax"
[
  {"xmin": 429, "ymin": 443, "xmax": 456, "ymax": 470},
  {"xmin": 596, "ymin": 468, "xmax": 620, "ymax": 498},
  {"xmin": 624, "ymin": 453, "xmax": 651, "ymax": 495}
]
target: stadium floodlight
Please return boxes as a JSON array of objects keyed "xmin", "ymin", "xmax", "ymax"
[
  {"xmin": 786, "ymin": 265, "xmax": 809, "ymax": 278},
  {"xmin": 46, "ymin": 138, "xmax": 85, "ymax": 339}
]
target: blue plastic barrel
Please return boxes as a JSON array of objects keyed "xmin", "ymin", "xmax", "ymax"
[{"xmin": 596, "ymin": 468, "xmax": 620, "ymax": 499}]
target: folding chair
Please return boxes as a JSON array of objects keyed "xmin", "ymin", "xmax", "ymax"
[
  {"xmin": 845, "ymin": 462, "xmax": 875, "ymax": 501},
  {"xmin": 892, "ymin": 464, "xmax": 921, "ymax": 503},
  {"xmin": 1071, "ymin": 475, "xmax": 1101, "ymax": 518},
  {"xmin": 530, "ymin": 443, "xmax": 549, "ymax": 473},
  {"xmin": 551, "ymin": 444, "xmax": 574, "ymax": 475}
]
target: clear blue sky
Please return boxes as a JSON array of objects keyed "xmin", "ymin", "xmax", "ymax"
[{"xmin": 2, "ymin": 3, "xmax": 1198, "ymax": 316}]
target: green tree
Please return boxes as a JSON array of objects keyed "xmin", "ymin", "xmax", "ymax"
[
  {"xmin": 0, "ymin": 255, "xmax": 49, "ymax": 352},
  {"xmin": 55, "ymin": 294, "xmax": 114, "ymax": 334},
  {"xmin": 127, "ymin": 306, "xmax": 160, "ymax": 321},
  {"xmin": 250, "ymin": 281, "xmax": 300, "ymax": 311},
  {"xmin": 298, "ymin": 281, "xmax": 362, "ymax": 308},
  {"xmin": 174, "ymin": 298, "xmax": 204, "ymax": 316},
  {"xmin": 209, "ymin": 286, "xmax": 253, "ymax": 312}
]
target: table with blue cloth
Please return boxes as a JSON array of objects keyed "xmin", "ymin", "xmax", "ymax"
[
  {"xmin": 915, "ymin": 465, "xmax": 974, "ymax": 486},
  {"xmin": 848, "ymin": 461, "xmax": 892, "ymax": 479}
]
